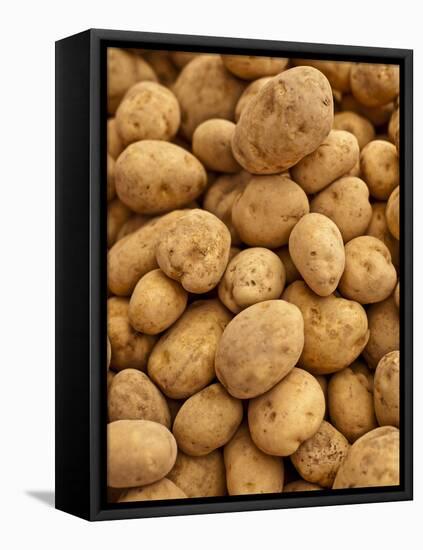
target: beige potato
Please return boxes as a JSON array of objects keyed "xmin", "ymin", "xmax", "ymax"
[
  {"xmin": 350, "ymin": 64, "xmax": 399, "ymax": 107},
  {"xmin": 394, "ymin": 282, "xmax": 400, "ymax": 308},
  {"xmin": 310, "ymin": 177, "xmax": 372, "ymax": 243},
  {"xmin": 221, "ymin": 55, "xmax": 288, "ymax": 80},
  {"xmin": 275, "ymin": 246, "xmax": 301, "ymax": 285},
  {"xmin": 333, "ymin": 111, "xmax": 375, "ymax": 149},
  {"xmin": 168, "ymin": 450, "xmax": 226, "ymax": 497},
  {"xmin": 388, "ymin": 107, "xmax": 400, "ymax": 144},
  {"xmin": 374, "ymin": 350, "xmax": 400, "ymax": 427},
  {"xmin": 224, "ymin": 424, "xmax": 284, "ymax": 495},
  {"xmin": 215, "ymin": 300, "xmax": 304, "ymax": 399},
  {"xmin": 107, "ymin": 419, "xmax": 177, "ymax": 488},
  {"xmin": 232, "ymin": 175, "xmax": 310, "ymax": 248},
  {"xmin": 316, "ymin": 375, "xmax": 328, "ymax": 417},
  {"xmin": 173, "ymin": 383, "xmax": 243, "ymax": 456},
  {"xmin": 107, "ymin": 199, "xmax": 131, "ymax": 248},
  {"xmin": 360, "ymin": 140, "xmax": 399, "ymax": 200},
  {"xmin": 340, "ymin": 94, "xmax": 394, "ymax": 127},
  {"xmin": 284, "ymin": 480, "xmax": 322, "ymax": 492},
  {"xmin": 333, "ymin": 426, "xmax": 400, "ymax": 488},
  {"xmin": 386, "ymin": 186, "xmax": 400, "ymax": 240},
  {"xmin": 143, "ymin": 51, "xmax": 178, "ymax": 86},
  {"xmin": 107, "ymin": 154, "xmax": 116, "ymax": 201},
  {"xmin": 107, "ymin": 118, "xmax": 124, "ymax": 159},
  {"xmin": 292, "ymin": 59, "xmax": 352, "ymax": 92},
  {"xmin": 232, "ymin": 66, "xmax": 333, "ymax": 174},
  {"xmin": 118, "ymin": 478, "xmax": 187, "ymax": 502},
  {"xmin": 115, "ymin": 141, "xmax": 207, "ymax": 215},
  {"xmin": 363, "ymin": 296, "xmax": 399, "ymax": 368},
  {"xmin": 248, "ymin": 368, "xmax": 325, "ymax": 456},
  {"xmin": 218, "ymin": 248, "xmax": 286, "ymax": 313},
  {"xmin": 192, "ymin": 119, "xmax": 241, "ymax": 173},
  {"xmin": 289, "ymin": 213, "xmax": 345, "ymax": 296},
  {"xmin": 116, "ymin": 214, "xmax": 150, "ymax": 241},
  {"xmin": 366, "ymin": 202, "xmax": 399, "ymax": 269},
  {"xmin": 235, "ymin": 77, "xmax": 273, "ymax": 121},
  {"xmin": 283, "ymin": 281, "xmax": 369, "ymax": 375}
]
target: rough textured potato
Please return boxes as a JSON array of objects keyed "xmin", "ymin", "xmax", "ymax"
[
  {"xmin": 108, "ymin": 369, "xmax": 171, "ymax": 427},
  {"xmin": 341, "ymin": 94, "xmax": 394, "ymax": 126},
  {"xmin": 107, "ymin": 154, "xmax": 116, "ymax": 201},
  {"xmin": 374, "ymin": 350, "xmax": 400, "ymax": 427},
  {"xmin": 292, "ymin": 59, "xmax": 352, "ymax": 92},
  {"xmin": 107, "ymin": 118, "xmax": 124, "ymax": 159},
  {"xmin": 232, "ymin": 175, "xmax": 310, "ymax": 248},
  {"xmin": 249, "ymin": 368, "xmax": 325, "ymax": 456},
  {"xmin": 156, "ymin": 209, "xmax": 231, "ymax": 293},
  {"xmin": 291, "ymin": 421, "xmax": 350, "ymax": 488},
  {"xmin": 192, "ymin": 119, "xmax": 241, "ymax": 173},
  {"xmin": 310, "ymin": 177, "xmax": 372, "ymax": 243},
  {"xmin": 232, "ymin": 67, "xmax": 333, "ymax": 174},
  {"xmin": 215, "ymin": 300, "xmax": 304, "ymax": 399},
  {"xmin": 333, "ymin": 111, "xmax": 375, "ymax": 149},
  {"xmin": 360, "ymin": 140, "xmax": 399, "ymax": 200},
  {"xmin": 386, "ymin": 186, "xmax": 400, "ymax": 240},
  {"xmin": 224, "ymin": 424, "xmax": 284, "ymax": 495},
  {"xmin": 128, "ymin": 269, "xmax": 188, "ymax": 335},
  {"xmin": 235, "ymin": 77, "xmax": 273, "ymax": 121},
  {"xmin": 107, "ymin": 199, "xmax": 131, "ymax": 248},
  {"xmin": 173, "ymin": 383, "xmax": 243, "ymax": 456},
  {"xmin": 221, "ymin": 55, "xmax": 288, "ymax": 80},
  {"xmin": 350, "ymin": 64, "xmax": 400, "ymax": 107},
  {"xmin": 118, "ymin": 478, "xmax": 187, "ymax": 502},
  {"xmin": 168, "ymin": 450, "xmax": 226, "ymax": 497},
  {"xmin": 275, "ymin": 246, "xmax": 301, "ymax": 284},
  {"xmin": 284, "ymin": 480, "xmax": 322, "ymax": 492},
  {"xmin": 328, "ymin": 361, "xmax": 378, "ymax": 443},
  {"xmin": 115, "ymin": 141, "xmax": 207, "ymax": 215},
  {"xmin": 366, "ymin": 202, "xmax": 399, "ymax": 268},
  {"xmin": 333, "ymin": 426, "xmax": 400, "ymax": 488},
  {"xmin": 289, "ymin": 213, "xmax": 345, "ymax": 296},
  {"xmin": 363, "ymin": 297, "xmax": 399, "ymax": 369},
  {"xmin": 283, "ymin": 281, "xmax": 369, "ymax": 375},
  {"xmin": 148, "ymin": 300, "xmax": 232, "ymax": 399},
  {"xmin": 218, "ymin": 248, "xmax": 286, "ymax": 313},
  {"xmin": 107, "ymin": 419, "xmax": 177, "ymax": 488}
]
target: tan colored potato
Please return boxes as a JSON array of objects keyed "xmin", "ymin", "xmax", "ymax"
[
  {"xmin": 156, "ymin": 209, "xmax": 231, "ymax": 293},
  {"xmin": 107, "ymin": 419, "xmax": 177, "ymax": 488},
  {"xmin": 366, "ymin": 202, "xmax": 399, "ymax": 269},
  {"xmin": 363, "ymin": 297, "xmax": 399, "ymax": 369},
  {"xmin": 116, "ymin": 214, "xmax": 150, "ymax": 242},
  {"xmin": 107, "ymin": 154, "xmax": 116, "ymax": 201},
  {"xmin": 232, "ymin": 175, "xmax": 310, "ymax": 248},
  {"xmin": 148, "ymin": 300, "xmax": 231, "ymax": 399},
  {"xmin": 169, "ymin": 51, "xmax": 199, "ymax": 68},
  {"xmin": 249, "ymin": 368, "xmax": 325, "ymax": 456},
  {"xmin": 289, "ymin": 213, "xmax": 345, "ymax": 296},
  {"xmin": 394, "ymin": 282, "xmax": 400, "ymax": 308},
  {"xmin": 315, "ymin": 375, "xmax": 328, "ymax": 417},
  {"xmin": 333, "ymin": 111, "xmax": 375, "ymax": 149},
  {"xmin": 283, "ymin": 281, "xmax": 369, "ymax": 375},
  {"xmin": 108, "ymin": 118, "xmax": 124, "ymax": 159},
  {"xmin": 107, "ymin": 369, "xmax": 115, "ymax": 391},
  {"xmin": 173, "ymin": 383, "xmax": 243, "ymax": 456},
  {"xmin": 284, "ymin": 480, "xmax": 322, "ymax": 492},
  {"xmin": 232, "ymin": 67, "xmax": 333, "ymax": 174},
  {"xmin": 291, "ymin": 421, "xmax": 350, "ymax": 488},
  {"xmin": 275, "ymin": 246, "xmax": 301, "ymax": 285},
  {"xmin": 118, "ymin": 478, "xmax": 187, "ymax": 502},
  {"xmin": 333, "ymin": 426, "xmax": 400, "ymax": 488},
  {"xmin": 350, "ymin": 64, "xmax": 399, "ymax": 107},
  {"xmin": 221, "ymin": 55, "xmax": 288, "ymax": 80},
  {"xmin": 328, "ymin": 361, "xmax": 378, "ymax": 443},
  {"xmin": 292, "ymin": 59, "xmax": 352, "ymax": 92},
  {"xmin": 143, "ymin": 51, "xmax": 178, "ymax": 87},
  {"xmin": 216, "ymin": 300, "xmax": 304, "ymax": 399},
  {"xmin": 168, "ymin": 450, "xmax": 226, "ymax": 497},
  {"xmin": 107, "ymin": 199, "xmax": 131, "ymax": 248},
  {"xmin": 374, "ymin": 350, "xmax": 400, "ymax": 427},
  {"xmin": 339, "ymin": 236, "xmax": 397, "ymax": 304},
  {"xmin": 386, "ymin": 186, "xmax": 400, "ymax": 240},
  {"xmin": 310, "ymin": 177, "xmax": 372, "ymax": 243},
  {"xmin": 360, "ymin": 140, "xmax": 399, "ymax": 200},
  {"xmin": 224, "ymin": 424, "xmax": 284, "ymax": 495},
  {"xmin": 192, "ymin": 119, "xmax": 241, "ymax": 173},
  {"xmin": 388, "ymin": 107, "xmax": 399, "ymax": 144},
  {"xmin": 340, "ymin": 94, "xmax": 394, "ymax": 127},
  {"xmin": 108, "ymin": 369, "xmax": 170, "ymax": 427},
  {"xmin": 235, "ymin": 77, "xmax": 273, "ymax": 121},
  {"xmin": 115, "ymin": 141, "xmax": 207, "ymax": 215}
]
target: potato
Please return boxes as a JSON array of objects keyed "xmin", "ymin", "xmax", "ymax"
[
  {"xmin": 275, "ymin": 246, "xmax": 301, "ymax": 285},
  {"xmin": 350, "ymin": 64, "xmax": 399, "ymax": 107},
  {"xmin": 221, "ymin": 55, "xmax": 288, "ymax": 80},
  {"xmin": 173, "ymin": 55, "xmax": 245, "ymax": 139},
  {"xmin": 339, "ymin": 236, "xmax": 397, "ymax": 304},
  {"xmin": 310, "ymin": 177, "xmax": 372, "ymax": 243},
  {"xmin": 333, "ymin": 426, "xmax": 400, "ymax": 488},
  {"xmin": 315, "ymin": 375, "xmax": 328, "ymax": 416},
  {"xmin": 363, "ymin": 297, "xmax": 399, "ymax": 369},
  {"xmin": 192, "ymin": 119, "xmax": 241, "ymax": 173},
  {"xmin": 107, "ymin": 369, "xmax": 115, "ymax": 391},
  {"xmin": 116, "ymin": 214, "xmax": 150, "ymax": 242},
  {"xmin": 394, "ymin": 282, "xmax": 400, "ymax": 308},
  {"xmin": 235, "ymin": 77, "xmax": 273, "ymax": 121},
  {"xmin": 366, "ymin": 202, "xmax": 399, "ymax": 269},
  {"xmin": 291, "ymin": 421, "xmax": 350, "ymax": 488},
  {"xmin": 248, "ymin": 368, "xmax": 325, "ymax": 456},
  {"xmin": 374, "ymin": 350, "xmax": 400, "ymax": 427},
  {"xmin": 218, "ymin": 248, "xmax": 286, "ymax": 313},
  {"xmin": 224, "ymin": 424, "xmax": 284, "ymax": 495},
  {"xmin": 115, "ymin": 141, "xmax": 207, "ymax": 215},
  {"xmin": 168, "ymin": 449, "xmax": 226, "ymax": 497},
  {"xmin": 143, "ymin": 51, "xmax": 178, "ymax": 86},
  {"xmin": 216, "ymin": 300, "xmax": 304, "ymax": 399},
  {"xmin": 291, "ymin": 59, "xmax": 352, "ymax": 92},
  {"xmin": 360, "ymin": 140, "xmax": 399, "ymax": 200},
  {"xmin": 107, "ymin": 336, "xmax": 111, "ymax": 369},
  {"xmin": 333, "ymin": 111, "xmax": 375, "ymax": 149},
  {"xmin": 388, "ymin": 107, "xmax": 399, "ymax": 144},
  {"xmin": 107, "ymin": 154, "xmax": 116, "ymax": 201},
  {"xmin": 107, "ymin": 297, "xmax": 156, "ymax": 371},
  {"xmin": 288, "ymin": 213, "xmax": 345, "ymax": 296},
  {"xmin": 107, "ymin": 199, "xmax": 131, "ymax": 248},
  {"xmin": 148, "ymin": 300, "xmax": 231, "ymax": 399},
  {"xmin": 232, "ymin": 175, "xmax": 310, "ymax": 248},
  {"xmin": 115, "ymin": 82, "xmax": 180, "ymax": 145},
  {"xmin": 340, "ymin": 94, "xmax": 394, "ymax": 127},
  {"xmin": 118, "ymin": 478, "xmax": 187, "ymax": 502},
  {"xmin": 107, "ymin": 419, "xmax": 177, "ymax": 488},
  {"xmin": 128, "ymin": 269, "xmax": 188, "ymax": 335},
  {"xmin": 328, "ymin": 361, "xmax": 378, "ymax": 443},
  {"xmin": 291, "ymin": 130, "xmax": 359, "ymax": 194},
  {"xmin": 173, "ymin": 383, "xmax": 243, "ymax": 456},
  {"xmin": 232, "ymin": 67, "xmax": 333, "ymax": 174},
  {"xmin": 386, "ymin": 186, "xmax": 400, "ymax": 240},
  {"xmin": 108, "ymin": 369, "xmax": 171, "ymax": 427},
  {"xmin": 156, "ymin": 209, "xmax": 231, "ymax": 293},
  {"xmin": 169, "ymin": 51, "xmax": 199, "ymax": 68},
  {"xmin": 107, "ymin": 118, "xmax": 124, "ymax": 159},
  {"xmin": 283, "ymin": 281, "xmax": 369, "ymax": 375},
  {"xmin": 284, "ymin": 480, "xmax": 322, "ymax": 492}
]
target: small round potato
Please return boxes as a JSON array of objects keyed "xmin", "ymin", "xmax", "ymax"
[
  {"xmin": 350, "ymin": 64, "xmax": 399, "ymax": 107},
  {"xmin": 215, "ymin": 300, "xmax": 304, "ymax": 399},
  {"xmin": 107, "ymin": 419, "xmax": 177, "ymax": 488},
  {"xmin": 118, "ymin": 478, "xmax": 187, "ymax": 502},
  {"xmin": 107, "ymin": 154, "xmax": 116, "ymax": 201},
  {"xmin": 333, "ymin": 426, "xmax": 400, "ymax": 488},
  {"xmin": 386, "ymin": 186, "xmax": 400, "ymax": 240},
  {"xmin": 366, "ymin": 202, "xmax": 399, "ymax": 268},
  {"xmin": 374, "ymin": 350, "xmax": 400, "ymax": 427},
  {"xmin": 360, "ymin": 140, "xmax": 399, "ymax": 200},
  {"xmin": 291, "ymin": 59, "xmax": 352, "ymax": 92},
  {"xmin": 221, "ymin": 55, "xmax": 288, "ymax": 80},
  {"xmin": 192, "ymin": 119, "xmax": 241, "ymax": 173},
  {"xmin": 108, "ymin": 118, "xmax": 124, "ymax": 159},
  {"xmin": 275, "ymin": 246, "xmax": 301, "ymax": 285},
  {"xmin": 107, "ymin": 199, "xmax": 131, "ymax": 248},
  {"xmin": 284, "ymin": 480, "xmax": 322, "ymax": 492},
  {"xmin": 235, "ymin": 77, "xmax": 273, "ymax": 121},
  {"xmin": 173, "ymin": 383, "xmax": 243, "ymax": 456},
  {"xmin": 333, "ymin": 111, "xmax": 375, "ymax": 149},
  {"xmin": 289, "ymin": 213, "xmax": 345, "ymax": 296},
  {"xmin": 168, "ymin": 450, "xmax": 226, "ymax": 497},
  {"xmin": 248, "ymin": 368, "xmax": 325, "ymax": 456},
  {"xmin": 363, "ymin": 296, "xmax": 399, "ymax": 369}
]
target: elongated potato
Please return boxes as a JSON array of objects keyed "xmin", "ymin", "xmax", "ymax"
[
  {"xmin": 222, "ymin": 55, "xmax": 288, "ymax": 80},
  {"xmin": 363, "ymin": 296, "xmax": 399, "ymax": 368},
  {"xmin": 118, "ymin": 478, "xmax": 187, "ymax": 502},
  {"xmin": 168, "ymin": 450, "xmax": 226, "ymax": 497},
  {"xmin": 374, "ymin": 350, "xmax": 400, "ymax": 427}
]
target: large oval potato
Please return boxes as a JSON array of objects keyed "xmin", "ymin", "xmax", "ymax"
[
  {"xmin": 363, "ymin": 296, "xmax": 399, "ymax": 368},
  {"xmin": 168, "ymin": 450, "xmax": 226, "ymax": 497},
  {"xmin": 118, "ymin": 478, "xmax": 187, "ymax": 502},
  {"xmin": 360, "ymin": 140, "xmax": 399, "ymax": 200},
  {"xmin": 374, "ymin": 350, "xmax": 400, "ymax": 427}
]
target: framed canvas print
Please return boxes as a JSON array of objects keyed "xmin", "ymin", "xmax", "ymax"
[{"xmin": 55, "ymin": 29, "xmax": 413, "ymax": 521}]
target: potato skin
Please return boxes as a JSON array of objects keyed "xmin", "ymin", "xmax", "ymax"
[
  {"xmin": 192, "ymin": 119, "xmax": 241, "ymax": 173},
  {"xmin": 224, "ymin": 424, "xmax": 284, "ymax": 495},
  {"xmin": 386, "ymin": 186, "xmax": 400, "ymax": 240},
  {"xmin": 168, "ymin": 450, "xmax": 226, "ymax": 497},
  {"xmin": 360, "ymin": 140, "xmax": 399, "ymax": 200},
  {"xmin": 235, "ymin": 77, "xmax": 273, "ymax": 121},
  {"xmin": 374, "ymin": 350, "xmax": 400, "ymax": 427},
  {"xmin": 350, "ymin": 64, "xmax": 399, "ymax": 107},
  {"xmin": 340, "ymin": 94, "xmax": 394, "ymax": 127},
  {"xmin": 333, "ymin": 111, "xmax": 375, "ymax": 149},
  {"xmin": 118, "ymin": 478, "xmax": 187, "ymax": 502},
  {"xmin": 366, "ymin": 202, "xmax": 399, "ymax": 269},
  {"xmin": 221, "ymin": 55, "xmax": 288, "ymax": 80},
  {"xmin": 116, "ymin": 214, "xmax": 151, "ymax": 242},
  {"xmin": 108, "ymin": 118, "xmax": 124, "ymax": 159},
  {"xmin": 232, "ymin": 67, "xmax": 333, "ymax": 174},
  {"xmin": 394, "ymin": 282, "xmax": 400, "ymax": 308},
  {"xmin": 107, "ymin": 199, "xmax": 131, "ymax": 248},
  {"xmin": 333, "ymin": 426, "xmax": 400, "ymax": 488},
  {"xmin": 289, "ymin": 213, "xmax": 345, "ymax": 296},
  {"xmin": 173, "ymin": 383, "xmax": 243, "ymax": 456},
  {"xmin": 363, "ymin": 297, "xmax": 399, "ymax": 369},
  {"xmin": 107, "ymin": 154, "xmax": 116, "ymax": 201},
  {"xmin": 249, "ymin": 368, "xmax": 325, "ymax": 456},
  {"xmin": 215, "ymin": 300, "xmax": 304, "ymax": 399},
  {"xmin": 276, "ymin": 246, "xmax": 301, "ymax": 285},
  {"xmin": 107, "ymin": 420, "xmax": 177, "ymax": 488},
  {"xmin": 284, "ymin": 480, "xmax": 322, "ymax": 492},
  {"xmin": 292, "ymin": 59, "xmax": 352, "ymax": 92}
]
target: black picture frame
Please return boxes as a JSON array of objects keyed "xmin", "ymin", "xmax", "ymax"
[{"xmin": 55, "ymin": 28, "xmax": 413, "ymax": 521}]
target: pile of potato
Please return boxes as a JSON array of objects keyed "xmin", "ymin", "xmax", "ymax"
[{"xmin": 106, "ymin": 48, "xmax": 401, "ymax": 503}]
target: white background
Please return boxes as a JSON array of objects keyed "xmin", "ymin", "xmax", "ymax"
[{"xmin": 0, "ymin": 0, "xmax": 420, "ymax": 548}]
